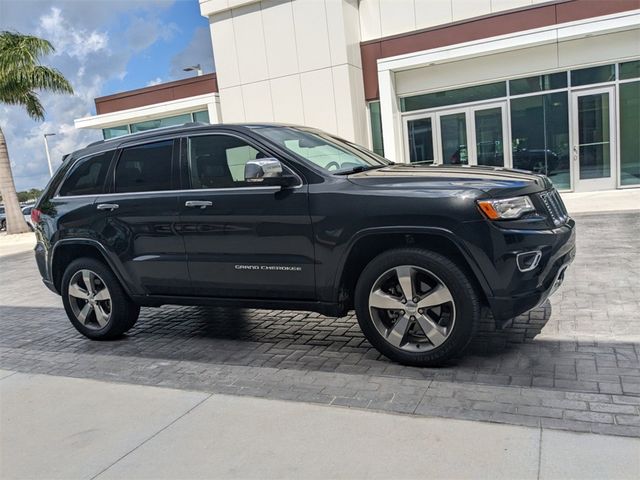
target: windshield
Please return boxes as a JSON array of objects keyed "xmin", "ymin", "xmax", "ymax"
[{"xmin": 254, "ymin": 127, "xmax": 390, "ymax": 174}]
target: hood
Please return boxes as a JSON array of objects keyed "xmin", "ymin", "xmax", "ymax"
[{"xmin": 347, "ymin": 164, "xmax": 552, "ymax": 197}]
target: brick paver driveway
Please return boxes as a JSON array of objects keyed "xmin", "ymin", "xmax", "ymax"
[{"xmin": 1, "ymin": 211, "xmax": 639, "ymax": 436}]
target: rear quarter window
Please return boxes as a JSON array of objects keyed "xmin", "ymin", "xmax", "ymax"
[{"xmin": 58, "ymin": 151, "xmax": 114, "ymax": 197}]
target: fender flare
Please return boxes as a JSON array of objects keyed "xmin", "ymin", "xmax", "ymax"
[
  {"xmin": 332, "ymin": 225, "xmax": 493, "ymax": 301},
  {"xmin": 50, "ymin": 238, "xmax": 138, "ymax": 296}
]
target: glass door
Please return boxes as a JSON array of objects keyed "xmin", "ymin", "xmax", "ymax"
[
  {"xmin": 472, "ymin": 104, "xmax": 508, "ymax": 167},
  {"xmin": 404, "ymin": 102, "xmax": 508, "ymax": 167},
  {"xmin": 438, "ymin": 110, "xmax": 468, "ymax": 165},
  {"xmin": 405, "ymin": 115, "xmax": 436, "ymax": 164},
  {"xmin": 571, "ymin": 87, "xmax": 616, "ymax": 191}
]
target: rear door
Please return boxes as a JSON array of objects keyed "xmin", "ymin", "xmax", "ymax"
[
  {"xmin": 177, "ymin": 132, "xmax": 315, "ymax": 299},
  {"xmin": 94, "ymin": 138, "xmax": 190, "ymax": 295}
]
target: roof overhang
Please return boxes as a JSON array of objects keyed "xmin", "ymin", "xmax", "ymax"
[{"xmin": 74, "ymin": 93, "xmax": 219, "ymax": 130}]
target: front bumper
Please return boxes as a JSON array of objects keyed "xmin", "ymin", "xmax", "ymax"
[{"xmin": 483, "ymin": 218, "xmax": 576, "ymax": 322}]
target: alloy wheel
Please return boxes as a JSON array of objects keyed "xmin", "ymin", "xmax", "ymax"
[
  {"xmin": 368, "ymin": 265, "xmax": 456, "ymax": 352},
  {"xmin": 68, "ymin": 269, "xmax": 112, "ymax": 330}
]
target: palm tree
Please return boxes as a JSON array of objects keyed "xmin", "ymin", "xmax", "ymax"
[{"xmin": 0, "ymin": 31, "xmax": 73, "ymax": 234}]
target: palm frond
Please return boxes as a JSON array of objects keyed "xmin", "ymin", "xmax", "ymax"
[
  {"xmin": 0, "ymin": 31, "xmax": 72, "ymax": 120},
  {"xmin": 0, "ymin": 31, "xmax": 54, "ymax": 70}
]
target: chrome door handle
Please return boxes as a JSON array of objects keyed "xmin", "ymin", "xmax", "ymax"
[
  {"xmin": 185, "ymin": 200, "xmax": 213, "ymax": 209},
  {"xmin": 96, "ymin": 203, "xmax": 119, "ymax": 211}
]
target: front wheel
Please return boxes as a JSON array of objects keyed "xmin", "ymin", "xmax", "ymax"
[
  {"xmin": 61, "ymin": 258, "xmax": 140, "ymax": 340},
  {"xmin": 354, "ymin": 248, "xmax": 480, "ymax": 367}
]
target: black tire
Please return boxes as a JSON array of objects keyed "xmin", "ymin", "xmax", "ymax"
[
  {"xmin": 354, "ymin": 248, "xmax": 480, "ymax": 367},
  {"xmin": 61, "ymin": 257, "xmax": 140, "ymax": 340},
  {"xmin": 0, "ymin": 219, "xmax": 5, "ymax": 231}
]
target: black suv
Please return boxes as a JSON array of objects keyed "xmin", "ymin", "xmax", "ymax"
[{"xmin": 32, "ymin": 123, "xmax": 575, "ymax": 366}]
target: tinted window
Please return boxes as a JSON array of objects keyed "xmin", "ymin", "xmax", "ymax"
[
  {"xmin": 114, "ymin": 140, "xmax": 173, "ymax": 193},
  {"xmin": 188, "ymin": 135, "xmax": 265, "ymax": 188},
  {"xmin": 58, "ymin": 151, "xmax": 113, "ymax": 196}
]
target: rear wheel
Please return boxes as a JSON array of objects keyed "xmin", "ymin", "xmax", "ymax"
[
  {"xmin": 354, "ymin": 248, "xmax": 480, "ymax": 366},
  {"xmin": 61, "ymin": 258, "xmax": 140, "ymax": 340}
]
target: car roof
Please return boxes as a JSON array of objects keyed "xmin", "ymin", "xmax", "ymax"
[{"xmin": 74, "ymin": 122, "xmax": 310, "ymax": 159}]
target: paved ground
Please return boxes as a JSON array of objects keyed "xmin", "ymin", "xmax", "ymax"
[
  {"xmin": 2, "ymin": 371, "xmax": 638, "ymax": 479},
  {"xmin": 0, "ymin": 211, "xmax": 639, "ymax": 438}
]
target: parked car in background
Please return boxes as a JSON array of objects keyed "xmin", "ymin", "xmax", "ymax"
[
  {"xmin": 22, "ymin": 206, "xmax": 35, "ymax": 230},
  {"xmin": 30, "ymin": 123, "xmax": 575, "ymax": 366},
  {"xmin": 0, "ymin": 206, "xmax": 6, "ymax": 231}
]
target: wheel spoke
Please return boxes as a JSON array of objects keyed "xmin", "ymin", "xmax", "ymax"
[
  {"xmin": 94, "ymin": 305, "xmax": 109, "ymax": 327},
  {"xmin": 82, "ymin": 270, "xmax": 95, "ymax": 294},
  {"xmin": 77, "ymin": 303, "xmax": 93, "ymax": 325},
  {"xmin": 385, "ymin": 315, "xmax": 410, "ymax": 348},
  {"xmin": 415, "ymin": 313, "xmax": 447, "ymax": 347},
  {"xmin": 395, "ymin": 266, "xmax": 414, "ymax": 300},
  {"xmin": 93, "ymin": 287, "xmax": 111, "ymax": 302},
  {"xmin": 68, "ymin": 283, "xmax": 89, "ymax": 299},
  {"xmin": 417, "ymin": 284, "xmax": 453, "ymax": 309},
  {"xmin": 369, "ymin": 289, "xmax": 404, "ymax": 311}
]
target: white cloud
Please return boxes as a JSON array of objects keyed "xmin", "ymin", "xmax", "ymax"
[
  {"xmin": 0, "ymin": 1, "xmax": 177, "ymax": 191},
  {"xmin": 38, "ymin": 7, "xmax": 109, "ymax": 60},
  {"xmin": 147, "ymin": 77, "xmax": 164, "ymax": 86}
]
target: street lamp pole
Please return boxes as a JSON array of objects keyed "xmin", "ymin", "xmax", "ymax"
[
  {"xmin": 183, "ymin": 64, "xmax": 203, "ymax": 77},
  {"xmin": 43, "ymin": 133, "xmax": 56, "ymax": 177}
]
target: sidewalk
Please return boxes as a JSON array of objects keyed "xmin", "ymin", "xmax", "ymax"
[{"xmin": 1, "ymin": 371, "xmax": 638, "ymax": 480}]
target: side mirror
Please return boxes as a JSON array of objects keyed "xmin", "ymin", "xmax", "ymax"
[{"xmin": 244, "ymin": 158, "xmax": 298, "ymax": 187}]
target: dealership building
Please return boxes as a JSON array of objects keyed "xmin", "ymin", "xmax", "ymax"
[{"xmin": 75, "ymin": 0, "xmax": 640, "ymax": 192}]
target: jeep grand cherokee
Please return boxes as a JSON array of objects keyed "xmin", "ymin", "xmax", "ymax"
[{"xmin": 31, "ymin": 123, "xmax": 575, "ymax": 366}]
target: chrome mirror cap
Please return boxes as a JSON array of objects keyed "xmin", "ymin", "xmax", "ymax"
[{"xmin": 244, "ymin": 158, "xmax": 283, "ymax": 183}]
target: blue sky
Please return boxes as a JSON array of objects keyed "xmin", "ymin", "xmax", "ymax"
[{"xmin": 1, "ymin": 0, "xmax": 215, "ymax": 191}]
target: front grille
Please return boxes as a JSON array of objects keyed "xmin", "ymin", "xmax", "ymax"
[{"xmin": 538, "ymin": 189, "xmax": 568, "ymax": 226}]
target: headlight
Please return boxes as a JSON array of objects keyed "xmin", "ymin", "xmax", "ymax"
[{"xmin": 477, "ymin": 196, "xmax": 536, "ymax": 220}]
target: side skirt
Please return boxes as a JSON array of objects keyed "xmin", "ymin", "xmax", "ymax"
[{"xmin": 130, "ymin": 294, "xmax": 347, "ymax": 318}]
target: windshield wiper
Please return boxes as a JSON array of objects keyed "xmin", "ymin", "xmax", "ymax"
[{"xmin": 333, "ymin": 165, "xmax": 387, "ymax": 175}]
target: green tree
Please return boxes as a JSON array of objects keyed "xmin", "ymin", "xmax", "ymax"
[{"xmin": 0, "ymin": 31, "xmax": 73, "ymax": 234}]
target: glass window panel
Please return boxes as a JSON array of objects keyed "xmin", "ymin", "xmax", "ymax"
[
  {"xmin": 509, "ymin": 72, "xmax": 567, "ymax": 95},
  {"xmin": 620, "ymin": 81, "xmax": 640, "ymax": 185},
  {"xmin": 407, "ymin": 118, "xmax": 434, "ymax": 164},
  {"xmin": 369, "ymin": 101, "xmax": 385, "ymax": 156},
  {"xmin": 192, "ymin": 110, "xmax": 210, "ymax": 123},
  {"xmin": 440, "ymin": 113, "xmax": 468, "ymax": 165},
  {"xmin": 102, "ymin": 125, "xmax": 129, "ymax": 139},
  {"xmin": 474, "ymin": 107, "xmax": 504, "ymax": 167},
  {"xmin": 189, "ymin": 135, "xmax": 270, "ymax": 188},
  {"xmin": 130, "ymin": 113, "xmax": 192, "ymax": 133},
  {"xmin": 577, "ymin": 92, "xmax": 611, "ymax": 179},
  {"xmin": 510, "ymin": 92, "xmax": 570, "ymax": 189},
  {"xmin": 571, "ymin": 64, "xmax": 615, "ymax": 87},
  {"xmin": 114, "ymin": 141, "xmax": 174, "ymax": 193},
  {"xmin": 620, "ymin": 60, "xmax": 640, "ymax": 80},
  {"xmin": 59, "ymin": 151, "xmax": 114, "ymax": 196},
  {"xmin": 400, "ymin": 82, "xmax": 506, "ymax": 112}
]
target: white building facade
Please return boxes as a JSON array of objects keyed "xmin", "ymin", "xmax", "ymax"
[{"xmin": 77, "ymin": 0, "xmax": 640, "ymax": 192}]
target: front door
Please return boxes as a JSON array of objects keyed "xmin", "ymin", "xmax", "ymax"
[
  {"xmin": 404, "ymin": 102, "xmax": 508, "ymax": 167},
  {"xmin": 178, "ymin": 133, "xmax": 315, "ymax": 299},
  {"xmin": 571, "ymin": 87, "xmax": 617, "ymax": 191}
]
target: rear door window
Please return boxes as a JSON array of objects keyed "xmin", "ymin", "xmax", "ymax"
[
  {"xmin": 114, "ymin": 140, "xmax": 174, "ymax": 193},
  {"xmin": 58, "ymin": 151, "xmax": 114, "ymax": 196}
]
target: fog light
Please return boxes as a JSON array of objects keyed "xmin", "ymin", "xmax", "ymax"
[{"xmin": 516, "ymin": 250, "xmax": 542, "ymax": 272}]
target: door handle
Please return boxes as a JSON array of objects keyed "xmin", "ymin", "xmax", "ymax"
[
  {"xmin": 572, "ymin": 146, "xmax": 578, "ymax": 162},
  {"xmin": 96, "ymin": 203, "xmax": 119, "ymax": 211},
  {"xmin": 185, "ymin": 200, "xmax": 213, "ymax": 209}
]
